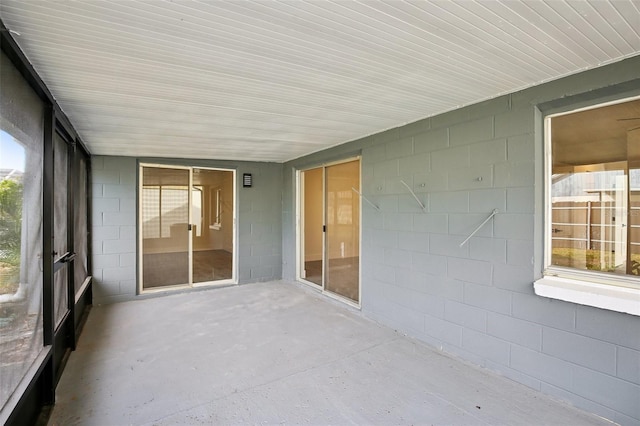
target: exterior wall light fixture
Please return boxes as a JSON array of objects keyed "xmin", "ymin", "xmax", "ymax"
[{"xmin": 243, "ymin": 173, "xmax": 252, "ymax": 188}]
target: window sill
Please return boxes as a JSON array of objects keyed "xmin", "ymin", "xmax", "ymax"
[{"xmin": 534, "ymin": 276, "xmax": 640, "ymax": 316}]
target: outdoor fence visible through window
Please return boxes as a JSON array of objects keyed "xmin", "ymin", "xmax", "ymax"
[{"xmin": 548, "ymin": 97, "xmax": 640, "ymax": 279}]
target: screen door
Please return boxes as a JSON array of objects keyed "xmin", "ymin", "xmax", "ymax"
[{"xmin": 53, "ymin": 131, "xmax": 71, "ymax": 327}]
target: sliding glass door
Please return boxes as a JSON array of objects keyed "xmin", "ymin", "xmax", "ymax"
[
  {"xmin": 325, "ymin": 160, "xmax": 360, "ymax": 302},
  {"xmin": 141, "ymin": 166, "xmax": 190, "ymax": 289},
  {"xmin": 139, "ymin": 164, "xmax": 235, "ymax": 291},
  {"xmin": 299, "ymin": 158, "xmax": 361, "ymax": 304},
  {"xmin": 192, "ymin": 168, "xmax": 234, "ymax": 283}
]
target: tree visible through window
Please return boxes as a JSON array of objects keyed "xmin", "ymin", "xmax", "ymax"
[
  {"xmin": 0, "ymin": 128, "xmax": 44, "ymax": 411},
  {"xmin": 0, "ymin": 177, "xmax": 22, "ymax": 290}
]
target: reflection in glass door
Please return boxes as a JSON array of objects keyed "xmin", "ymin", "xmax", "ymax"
[
  {"xmin": 140, "ymin": 165, "xmax": 235, "ymax": 291},
  {"xmin": 299, "ymin": 158, "xmax": 360, "ymax": 304}
]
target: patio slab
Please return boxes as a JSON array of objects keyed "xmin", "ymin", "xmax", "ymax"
[{"xmin": 48, "ymin": 281, "xmax": 611, "ymax": 425}]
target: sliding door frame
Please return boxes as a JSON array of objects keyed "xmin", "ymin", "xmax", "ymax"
[
  {"xmin": 296, "ymin": 156, "xmax": 362, "ymax": 308},
  {"xmin": 138, "ymin": 163, "xmax": 237, "ymax": 294},
  {"xmin": 191, "ymin": 167, "xmax": 237, "ymax": 288},
  {"xmin": 138, "ymin": 163, "xmax": 192, "ymax": 293},
  {"xmin": 297, "ymin": 165, "xmax": 325, "ymax": 288}
]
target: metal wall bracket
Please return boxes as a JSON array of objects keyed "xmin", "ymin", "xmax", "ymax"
[
  {"xmin": 352, "ymin": 187, "xmax": 380, "ymax": 211},
  {"xmin": 459, "ymin": 209, "xmax": 499, "ymax": 247},
  {"xmin": 400, "ymin": 180, "xmax": 427, "ymax": 212}
]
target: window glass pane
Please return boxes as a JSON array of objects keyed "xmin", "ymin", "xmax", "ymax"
[
  {"xmin": 630, "ymin": 135, "xmax": 640, "ymax": 275},
  {"xmin": 549, "ymin": 98, "xmax": 640, "ymax": 277},
  {"xmin": 551, "ymin": 164, "xmax": 628, "ymax": 273},
  {"xmin": 0, "ymin": 51, "xmax": 44, "ymax": 411},
  {"xmin": 631, "ymin": 183, "xmax": 640, "ymax": 274}
]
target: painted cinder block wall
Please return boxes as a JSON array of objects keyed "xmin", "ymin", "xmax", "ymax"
[
  {"xmin": 283, "ymin": 56, "xmax": 640, "ymax": 426},
  {"xmin": 92, "ymin": 156, "xmax": 282, "ymax": 305}
]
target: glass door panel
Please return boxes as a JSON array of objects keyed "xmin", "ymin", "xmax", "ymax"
[
  {"xmin": 141, "ymin": 166, "xmax": 190, "ymax": 289},
  {"xmin": 192, "ymin": 168, "xmax": 234, "ymax": 284},
  {"xmin": 325, "ymin": 160, "xmax": 360, "ymax": 302},
  {"xmin": 302, "ymin": 167, "xmax": 323, "ymax": 286}
]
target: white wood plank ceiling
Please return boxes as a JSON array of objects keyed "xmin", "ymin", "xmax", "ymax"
[{"xmin": 1, "ymin": 1, "xmax": 639, "ymax": 163}]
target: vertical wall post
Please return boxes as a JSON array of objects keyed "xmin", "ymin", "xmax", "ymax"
[
  {"xmin": 42, "ymin": 104, "xmax": 55, "ymax": 405},
  {"xmin": 66, "ymin": 133, "xmax": 77, "ymax": 350}
]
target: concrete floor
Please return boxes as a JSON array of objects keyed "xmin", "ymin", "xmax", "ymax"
[{"xmin": 49, "ymin": 281, "xmax": 611, "ymax": 425}]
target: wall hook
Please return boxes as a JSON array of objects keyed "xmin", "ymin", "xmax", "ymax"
[
  {"xmin": 400, "ymin": 180, "xmax": 427, "ymax": 212},
  {"xmin": 459, "ymin": 209, "xmax": 499, "ymax": 247},
  {"xmin": 352, "ymin": 187, "xmax": 380, "ymax": 211}
]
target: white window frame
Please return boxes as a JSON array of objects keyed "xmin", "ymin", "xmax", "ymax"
[{"xmin": 534, "ymin": 95, "xmax": 640, "ymax": 316}]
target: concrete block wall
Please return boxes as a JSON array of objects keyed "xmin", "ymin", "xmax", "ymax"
[
  {"xmin": 233, "ymin": 160, "xmax": 283, "ymax": 282},
  {"xmin": 282, "ymin": 56, "xmax": 640, "ymax": 426},
  {"xmin": 91, "ymin": 156, "xmax": 282, "ymax": 305},
  {"xmin": 92, "ymin": 156, "xmax": 137, "ymax": 304}
]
